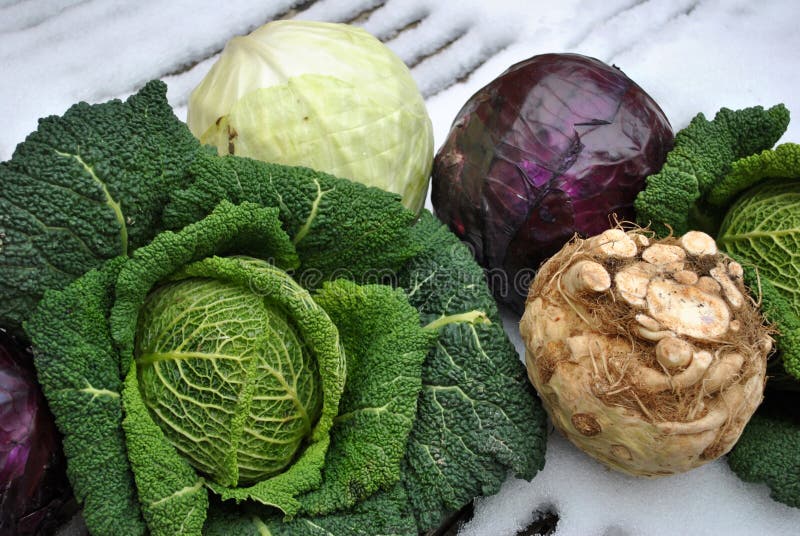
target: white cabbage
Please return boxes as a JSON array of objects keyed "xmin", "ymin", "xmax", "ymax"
[{"xmin": 187, "ymin": 20, "xmax": 433, "ymax": 212}]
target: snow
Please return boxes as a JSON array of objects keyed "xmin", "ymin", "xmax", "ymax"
[
  {"xmin": 476, "ymin": 314, "xmax": 800, "ymax": 536},
  {"xmin": 462, "ymin": 432, "xmax": 800, "ymax": 536},
  {"xmin": 2, "ymin": 1, "xmax": 800, "ymax": 534}
]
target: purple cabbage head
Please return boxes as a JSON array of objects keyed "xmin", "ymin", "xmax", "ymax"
[
  {"xmin": 0, "ymin": 331, "xmax": 79, "ymax": 535},
  {"xmin": 432, "ymin": 53, "xmax": 674, "ymax": 311}
]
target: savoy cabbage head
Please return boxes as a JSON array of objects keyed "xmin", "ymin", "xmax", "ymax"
[
  {"xmin": 134, "ymin": 259, "xmax": 335, "ymax": 489},
  {"xmin": 10, "ymin": 82, "xmax": 548, "ymax": 535}
]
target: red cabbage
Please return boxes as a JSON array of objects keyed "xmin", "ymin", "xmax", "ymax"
[
  {"xmin": 432, "ymin": 53, "xmax": 674, "ymax": 311},
  {"xmin": 0, "ymin": 331, "xmax": 79, "ymax": 535}
]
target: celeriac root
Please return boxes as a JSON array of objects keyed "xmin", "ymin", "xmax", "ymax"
[{"xmin": 520, "ymin": 226, "xmax": 771, "ymax": 477}]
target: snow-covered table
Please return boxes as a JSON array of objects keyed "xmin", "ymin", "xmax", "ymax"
[{"xmin": 3, "ymin": 1, "xmax": 800, "ymax": 534}]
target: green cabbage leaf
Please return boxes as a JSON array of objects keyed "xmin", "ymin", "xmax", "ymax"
[{"xmin": 0, "ymin": 80, "xmax": 202, "ymax": 335}]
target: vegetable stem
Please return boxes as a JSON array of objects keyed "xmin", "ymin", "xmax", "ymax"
[
  {"xmin": 55, "ymin": 150, "xmax": 129, "ymax": 256},
  {"xmin": 423, "ymin": 310, "xmax": 490, "ymax": 332}
]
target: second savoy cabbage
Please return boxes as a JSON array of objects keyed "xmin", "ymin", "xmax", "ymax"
[{"xmin": 6, "ymin": 81, "xmax": 547, "ymax": 535}]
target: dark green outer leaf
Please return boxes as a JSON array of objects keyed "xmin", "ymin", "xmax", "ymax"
[
  {"xmin": 204, "ymin": 484, "xmax": 417, "ymax": 536},
  {"xmin": 728, "ymin": 390, "xmax": 800, "ymax": 509},
  {"xmin": 397, "ymin": 211, "xmax": 548, "ymax": 532},
  {"xmin": 300, "ymin": 279, "xmax": 433, "ymax": 516},
  {"xmin": 634, "ymin": 104, "xmax": 789, "ymax": 237},
  {"xmin": 0, "ymin": 80, "xmax": 201, "ymax": 333},
  {"xmin": 24, "ymin": 257, "xmax": 147, "ymax": 536},
  {"xmin": 707, "ymin": 142, "xmax": 800, "ymax": 207},
  {"xmin": 163, "ymin": 152, "xmax": 422, "ymax": 286}
]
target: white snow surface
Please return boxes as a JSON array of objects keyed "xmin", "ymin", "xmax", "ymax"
[{"xmin": 3, "ymin": 0, "xmax": 800, "ymax": 535}]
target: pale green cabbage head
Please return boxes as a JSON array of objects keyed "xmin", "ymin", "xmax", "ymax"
[
  {"xmin": 135, "ymin": 273, "xmax": 323, "ymax": 487},
  {"xmin": 718, "ymin": 178, "xmax": 800, "ymax": 313},
  {"xmin": 187, "ymin": 20, "xmax": 434, "ymax": 213}
]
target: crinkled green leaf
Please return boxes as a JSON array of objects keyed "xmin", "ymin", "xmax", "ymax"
[
  {"xmin": 163, "ymin": 151, "xmax": 422, "ymax": 285},
  {"xmin": 299, "ymin": 279, "xmax": 432, "ymax": 515},
  {"xmin": 728, "ymin": 390, "xmax": 800, "ymax": 508},
  {"xmin": 109, "ymin": 202, "xmax": 336, "ymax": 519},
  {"xmin": 736, "ymin": 262, "xmax": 800, "ymax": 383},
  {"xmin": 397, "ymin": 211, "xmax": 547, "ymax": 531},
  {"xmin": 122, "ymin": 361, "xmax": 209, "ymax": 536},
  {"xmin": 134, "ymin": 276, "xmax": 322, "ymax": 489},
  {"xmin": 24, "ymin": 257, "xmax": 147, "ymax": 536},
  {"xmin": 708, "ymin": 142, "xmax": 800, "ymax": 207},
  {"xmin": 204, "ymin": 484, "xmax": 417, "ymax": 536},
  {"xmin": 635, "ymin": 104, "xmax": 789, "ymax": 236},
  {"xmin": 0, "ymin": 80, "xmax": 202, "ymax": 333}
]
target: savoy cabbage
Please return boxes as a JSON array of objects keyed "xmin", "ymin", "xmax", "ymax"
[{"xmin": 10, "ymin": 81, "xmax": 548, "ymax": 535}]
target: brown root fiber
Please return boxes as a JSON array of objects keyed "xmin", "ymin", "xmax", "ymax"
[{"xmin": 520, "ymin": 226, "xmax": 771, "ymax": 477}]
